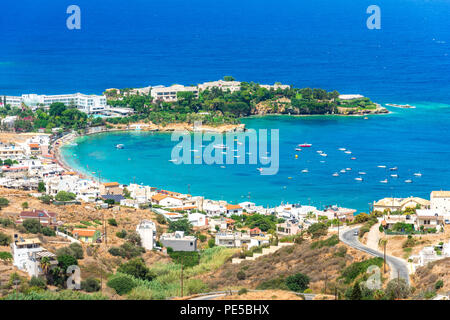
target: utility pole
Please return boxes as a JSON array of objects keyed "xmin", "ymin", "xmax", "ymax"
[{"xmin": 180, "ymin": 256, "xmax": 184, "ymax": 297}]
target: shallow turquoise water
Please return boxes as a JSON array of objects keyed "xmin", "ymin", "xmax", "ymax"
[{"xmin": 61, "ymin": 102, "xmax": 450, "ymax": 212}]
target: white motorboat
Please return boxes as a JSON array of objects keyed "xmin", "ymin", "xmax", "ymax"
[{"xmin": 380, "ymin": 179, "xmax": 388, "ymax": 183}]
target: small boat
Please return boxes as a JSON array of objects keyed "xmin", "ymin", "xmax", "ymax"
[
  {"xmin": 377, "ymin": 165, "xmax": 386, "ymax": 168},
  {"xmin": 364, "ymin": 117, "xmax": 368, "ymax": 120},
  {"xmin": 299, "ymin": 143, "xmax": 312, "ymax": 148},
  {"xmin": 346, "ymin": 168, "xmax": 352, "ymax": 171},
  {"xmin": 295, "ymin": 148, "xmax": 302, "ymax": 151},
  {"xmin": 355, "ymin": 177, "xmax": 363, "ymax": 181},
  {"xmin": 332, "ymin": 173, "xmax": 339, "ymax": 177},
  {"xmin": 390, "ymin": 167, "xmax": 398, "ymax": 171},
  {"xmin": 234, "ymin": 155, "xmax": 240, "ymax": 158},
  {"xmin": 220, "ymin": 165, "xmax": 226, "ymax": 168},
  {"xmin": 340, "ymin": 169, "xmax": 346, "ymax": 173},
  {"xmin": 191, "ymin": 149, "xmax": 199, "ymax": 153},
  {"xmin": 317, "ymin": 151, "xmax": 323, "ymax": 154},
  {"xmin": 345, "ymin": 151, "xmax": 352, "ymax": 154},
  {"xmin": 358, "ymin": 172, "xmax": 366, "ymax": 175},
  {"xmin": 213, "ymin": 144, "xmax": 227, "ymax": 149},
  {"xmin": 414, "ymin": 173, "xmax": 422, "ymax": 177},
  {"xmin": 338, "ymin": 148, "xmax": 346, "ymax": 151},
  {"xmin": 380, "ymin": 179, "xmax": 388, "ymax": 184},
  {"xmin": 320, "ymin": 160, "xmax": 326, "ymax": 163},
  {"xmin": 351, "ymin": 157, "xmax": 357, "ymax": 160},
  {"xmin": 405, "ymin": 179, "xmax": 413, "ymax": 183},
  {"xmin": 257, "ymin": 168, "xmax": 263, "ymax": 172},
  {"xmin": 295, "ymin": 155, "xmax": 299, "ymax": 159},
  {"xmin": 221, "ymin": 151, "xmax": 227, "ymax": 155},
  {"xmin": 301, "ymin": 169, "xmax": 309, "ymax": 173},
  {"xmin": 116, "ymin": 144, "xmax": 124, "ymax": 149},
  {"xmin": 390, "ymin": 174, "xmax": 398, "ymax": 178},
  {"xmin": 288, "ymin": 177, "xmax": 293, "ymax": 179},
  {"xmin": 237, "ymin": 142, "xmax": 243, "ymax": 145}
]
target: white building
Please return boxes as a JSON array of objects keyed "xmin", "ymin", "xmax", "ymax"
[
  {"xmin": 0, "ymin": 144, "xmax": 25, "ymax": 160},
  {"xmin": 260, "ymin": 83, "xmax": 290, "ymax": 90},
  {"xmin": 215, "ymin": 232, "xmax": 251, "ymax": 248},
  {"xmin": 198, "ymin": 80, "xmax": 241, "ymax": 92},
  {"xmin": 188, "ymin": 212, "xmax": 208, "ymax": 227},
  {"xmin": 1, "ymin": 93, "xmax": 107, "ymax": 114},
  {"xmin": 136, "ymin": 220, "xmax": 157, "ymax": 251},
  {"xmin": 151, "ymin": 85, "xmax": 199, "ymax": 102},
  {"xmin": 12, "ymin": 237, "xmax": 56, "ymax": 277},
  {"xmin": 431, "ymin": 191, "xmax": 450, "ymax": 212},
  {"xmin": 1, "ymin": 116, "xmax": 18, "ymax": 129},
  {"xmin": 338, "ymin": 94, "xmax": 365, "ymax": 100}
]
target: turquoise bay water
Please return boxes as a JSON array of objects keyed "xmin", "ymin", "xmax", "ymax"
[{"xmin": 61, "ymin": 103, "xmax": 450, "ymax": 212}]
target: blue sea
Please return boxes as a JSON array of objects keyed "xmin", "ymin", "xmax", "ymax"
[{"xmin": 2, "ymin": 0, "xmax": 450, "ymax": 211}]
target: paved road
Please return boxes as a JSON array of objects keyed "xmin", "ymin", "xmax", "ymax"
[
  {"xmin": 190, "ymin": 291, "xmax": 316, "ymax": 300},
  {"xmin": 340, "ymin": 227, "xmax": 410, "ymax": 285}
]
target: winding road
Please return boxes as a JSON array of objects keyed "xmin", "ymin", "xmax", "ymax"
[{"xmin": 340, "ymin": 227, "xmax": 410, "ymax": 285}]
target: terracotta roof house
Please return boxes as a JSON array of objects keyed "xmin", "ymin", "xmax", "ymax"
[
  {"xmin": 72, "ymin": 228, "xmax": 101, "ymax": 243},
  {"xmin": 17, "ymin": 209, "xmax": 57, "ymax": 226}
]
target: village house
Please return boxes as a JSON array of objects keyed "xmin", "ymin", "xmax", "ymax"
[
  {"xmin": 249, "ymin": 235, "xmax": 271, "ymax": 249},
  {"xmin": 203, "ymin": 202, "xmax": 226, "ymax": 216},
  {"xmin": 136, "ymin": 220, "xmax": 157, "ymax": 251},
  {"xmin": 160, "ymin": 231, "xmax": 197, "ymax": 252},
  {"xmin": 381, "ymin": 214, "xmax": 416, "ymax": 230},
  {"xmin": 17, "ymin": 209, "xmax": 58, "ymax": 227},
  {"xmin": 99, "ymin": 182, "xmax": 123, "ymax": 196},
  {"xmin": 0, "ymin": 143, "xmax": 25, "ymax": 160},
  {"xmin": 249, "ymin": 227, "xmax": 263, "ymax": 237},
  {"xmin": 430, "ymin": 191, "xmax": 450, "ymax": 212},
  {"xmin": 72, "ymin": 228, "xmax": 101, "ymax": 243},
  {"xmin": 226, "ymin": 204, "xmax": 243, "ymax": 217},
  {"xmin": 277, "ymin": 221, "xmax": 301, "ymax": 236},
  {"xmin": 373, "ymin": 197, "xmax": 430, "ymax": 212},
  {"xmin": 415, "ymin": 209, "xmax": 445, "ymax": 231},
  {"xmin": 127, "ymin": 183, "xmax": 156, "ymax": 203},
  {"xmin": 151, "ymin": 193, "xmax": 183, "ymax": 207},
  {"xmin": 12, "ymin": 237, "xmax": 57, "ymax": 277},
  {"xmin": 188, "ymin": 212, "xmax": 208, "ymax": 227},
  {"xmin": 215, "ymin": 232, "xmax": 251, "ymax": 248}
]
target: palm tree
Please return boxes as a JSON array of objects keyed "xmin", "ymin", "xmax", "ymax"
[{"xmin": 40, "ymin": 257, "xmax": 51, "ymax": 275}]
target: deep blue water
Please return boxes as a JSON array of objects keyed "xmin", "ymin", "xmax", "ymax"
[{"xmin": 2, "ymin": 1, "xmax": 450, "ymax": 211}]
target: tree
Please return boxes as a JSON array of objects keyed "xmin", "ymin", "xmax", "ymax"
[
  {"xmin": 385, "ymin": 278, "xmax": 410, "ymax": 300},
  {"xmin": 224, "ymin": 76, "xmax": 235, "ymax": 81},
  {"xmin": 168, "ymin": 219, "xmax": 193, "ymax": 235},
  {"xmin": 0, "ymin": 251, "xmax": 13, "ymax": 262},
  {"xmin": 0, "ymin": 197, "xmax": 10, "ymax": 209},
  {"xmin": 307, "ymin": 223, "xmax": 328, "ymax": 239},
  {"xmin": 55, "ymin": 191, "xmax": 76, "ymax": 202},
  {"xmin": 49, "ymin": 102, "xmax": 67, "ymax": 117},
  {"xmin": 23, "ymin": 219, "xmax": 41, "ymax": 234},
  {"xmin": 350, "ymin": 282, "xmax": 362, "ymax": 300},
  {"xmin": 125, "ymin": 231, "xmax": 141, "ymax": 246},
  {"xmin": 40, "ymin": 257, "xmax": 51, "ymax": 275},
  {"xmin": 117, "ymin": 258, "xmax": 155, "ymax": 281},
  {"xmin": 69, "ymin": 243, "xmax": 84, "ymax": 259},
  {"xmin": 108, "ymin": 218, "xmax": 118, "ymax": 227},
  {"xmin": 38, "ymin": 181, "xmax": 46, "ymax": 193},
  {"xmin": 39, "ymin": 195, "xmax": 53, "ymax": 204},
  {"xmin": 208, "ymin": 238, "xmax": 216, "ymax": 248},
  {"xmin": 285, "ymin": 273, "xmax": 310, "ymax": 292},
  {"xmin": 57, "ymin": 254, "xmax": 78, "ymax": 273},
  {"xmin": 21, "ymin": 202, "xmax": 29, "ymax": 210}
]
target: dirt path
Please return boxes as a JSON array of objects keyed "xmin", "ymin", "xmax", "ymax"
[{"xmin": 366, "ymin": 222, "xmax": 381, "ymax": 251}]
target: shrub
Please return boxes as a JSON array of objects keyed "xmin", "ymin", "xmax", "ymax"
[
  {"xmin": 435, "ymin": 280, "xmax": 444, "ymax": 290},
  {"xmin": 168, "ymin": 219, "xmax": 193, "ymax": 234},
  {"xmin": 285, "ymin": 273, "xmax": 310, "ymax": 292},
  {"xmin": 0, "ymin": 251, "xmax": 13, "ymax": 262},
  {"xmin": 155, "ymin": 214, "xmax": 166, "ymax": 225},
  {"xmin": 125, "ymin": 231, "xmax": 141, "ymax": 246},
  {"xmin": 385, "ymin": 278, "xmax": 410, "ymax": 300},
  {"xmin": 21, "ymin": 202, "xmax": 29, "ymax": 209},
  {"xmin": 0, "ymin": 218, "xmax": 14, "ymax": 227},
  {"xmin": 116, "ymin": 229, "xmax": 127, "ymax": 238},
  {"xmin": 41, "ymin": 227, "xmax": 56, "ymax": 237},
  {"xmin": 29, "ymin": 276, "xmax": 47, "ymax": 289},
  {"xmin": 169, "ymin": 251, "xmax": 200, "ymax": 268},
  {"xmin": 117, "ymin": 258, "xmax": 155, "ymax": 281},
  {"xmin": 198, "ymin": 234, "xmax": 207, "ymax": 242},
  {"xmin": 311, "ymin": 235, "xmax": 339, "ymax": 249},
  {"xmin": 39, "ymin": 195, "xmax": 53, "ymax": 204},
  {"xmin": 237, "ymin": 270, "xmax": 246, "ymax": 280},
  {"xmin": 208, "ymin": 238, "xmax": 215, "ymax": 248},
  {"xmin": 340, "ymin": 257, "xmax": 383, "ymax": 284},
  {"xmin": 307, "ymin": 223, "xmax": 328, "ymax": 239},
  {"xmin": 108, "ymin": 218, "xmax": 118, "ymax": 227},
  {"xmin": 0, "ymin": 197, "xmax": 10, "ymax": 209},
  {"xmin": 38, "ymin": 181, "xmax": 46, "ymax": 193},
  {"xmin": 107, "ymin": 274, "xmax": 137, "ymax": 295},
  {"xmin": 0, "ymin": 232, "xmax": 12, "ymax": 246},
  {"xmin": 81, "ymin": 278, "xmax": 101, "ymax": 292},
  {"xmin": 256, "ymin": 276, "xmax": 289, "ymax": 290},
  {"xmin": 108, "ymin": 242, "xmax": 144, "ymax": 259},
  {"xmin": 69, "ymin": 243, "xmax": 84, "ymax": 259},
  {"xmin": 238, "ymin": 288, "xmax": 248, "ymax": 295}
]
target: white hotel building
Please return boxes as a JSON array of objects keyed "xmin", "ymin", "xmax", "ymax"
[
  {"xmin": 1, "ymin": 93, "xmax": 107, "ymax": 114},
  {"xmin": 150, "ymin": 85, "xmax": 199, "ymax": 102}
]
